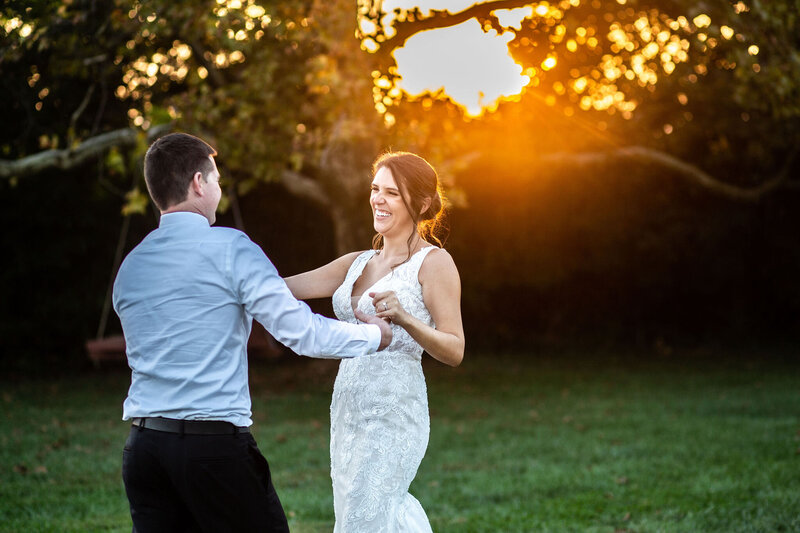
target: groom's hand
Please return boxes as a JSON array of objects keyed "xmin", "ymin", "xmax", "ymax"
[{"xmin": 354, "ymin": 309, "xmax": 392, "ymax": 351}]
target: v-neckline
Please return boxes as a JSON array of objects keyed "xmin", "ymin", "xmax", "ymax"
[{"xmin": 349, "ymin": 247, "xmax": 432, "ymax": 314}]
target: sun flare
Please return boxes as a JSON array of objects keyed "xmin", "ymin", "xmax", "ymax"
[
  {"xmin": 361, "ymin": 1, "xmax": 732, "ymax": 120},
  {"xmin": 392, "ymin": 19, "xmax": 530, "ymax": 117}
]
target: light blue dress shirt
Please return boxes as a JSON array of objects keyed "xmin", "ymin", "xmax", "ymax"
[{"xmin": 113, "ymin": 212, "xmax": 380, "ymax": 426}]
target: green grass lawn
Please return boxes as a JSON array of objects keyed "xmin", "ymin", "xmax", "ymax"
[{"xmin": 1, "ymin": 350, "xmax": 798, "ymax": 532}]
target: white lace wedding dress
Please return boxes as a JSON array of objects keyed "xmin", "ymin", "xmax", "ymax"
[{"xmin": 330, "ymin": 247, "xmax": 436, "ymax": 532}]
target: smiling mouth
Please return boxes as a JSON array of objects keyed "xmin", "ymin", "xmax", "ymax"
[{"xmin": 375, "ymin": 209, "xmax": 391, "ymax": 219}]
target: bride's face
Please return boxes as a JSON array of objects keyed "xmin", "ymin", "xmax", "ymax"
[{"xmin": 371, "ymin": 166, "xmax": 414, "ymax": 237}]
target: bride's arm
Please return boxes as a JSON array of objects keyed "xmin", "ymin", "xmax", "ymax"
[
  {"xmin": 283, "ymin": 251, "xmax": 363, "ymax": 300},
  {"xmin": 371, "ymin": 249, "xmax": 465, "ymax": 367}
]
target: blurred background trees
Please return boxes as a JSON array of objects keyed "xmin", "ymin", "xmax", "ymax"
[{"xmin": 1, "ymin": 0, "xmax": 798, "ymax": 371}]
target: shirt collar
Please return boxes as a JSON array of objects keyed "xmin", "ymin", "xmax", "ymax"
[{"xmin": 159, "ymin": 211, "xmax": 210, "ymax": 228}]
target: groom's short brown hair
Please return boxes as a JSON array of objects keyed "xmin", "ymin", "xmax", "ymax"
[{"xmin": 144, "ymin": 133, "xmax": 217, "ymax": 210}]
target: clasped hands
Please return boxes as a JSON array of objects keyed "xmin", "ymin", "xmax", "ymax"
[{"xmin": 352, "ymin": 290, "xmax": 406, "ymax": 352}]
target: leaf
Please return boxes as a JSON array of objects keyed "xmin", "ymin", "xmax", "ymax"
[
  {"xmin": 106, "ymin": 147, "xmax": 126, "ymax": 176},
  {"xmin": 289, "ymin": 151, "xmax": 304, "ymax": 172},
  {"xmin": 148, "ymin": 105, "xmax": 173, "ymax": 126},
  {"xmin": 122, "ymin": 187, "xmax": 150, "ymax": 216}
]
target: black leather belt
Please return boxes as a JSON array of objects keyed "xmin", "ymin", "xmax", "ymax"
[{"xmin": 131, "ymin": 417, "xmax": 249, "ymax": 435}]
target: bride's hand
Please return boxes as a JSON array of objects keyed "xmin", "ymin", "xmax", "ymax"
[{"xmin": 370, "ymin": 291, "xmax": 409, "ymax": 326}]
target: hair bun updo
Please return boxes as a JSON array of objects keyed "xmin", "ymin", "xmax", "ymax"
[{"xmin": 422, "ymin": 191, "xmax": 443, "ymax": 221}]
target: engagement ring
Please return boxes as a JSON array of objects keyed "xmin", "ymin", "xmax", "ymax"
[{"xmin": 383, "ymin": 303, "xmax": 389, "ymax": 311}]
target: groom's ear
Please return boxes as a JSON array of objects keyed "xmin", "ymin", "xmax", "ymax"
[{"xmin": 190, "ymin": 171, "xmax": 204, "ymax": 197}]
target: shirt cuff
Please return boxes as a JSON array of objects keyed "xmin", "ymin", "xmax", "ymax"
[{"xmin": 365, "ymin": 323, "xmax": 382, "ymax": 354}]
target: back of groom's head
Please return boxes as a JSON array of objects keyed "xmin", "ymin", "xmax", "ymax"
[{"xmin": 144, "ymin": 133, "xmax": 217, "ymax": 211}]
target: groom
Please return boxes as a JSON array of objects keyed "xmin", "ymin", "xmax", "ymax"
[{"xmin": 113, "ymin": 132, "xmax": 391, "ymax": 532}]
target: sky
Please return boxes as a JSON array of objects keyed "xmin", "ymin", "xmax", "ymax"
[{"xmin": 379, "ymin": 1, "xmax": 534, "ymax": 115}]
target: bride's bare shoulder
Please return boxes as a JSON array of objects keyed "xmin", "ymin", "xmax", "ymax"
[{"xmin": 419, "ymin": 247, "xmax": 459, "ymax": 282}]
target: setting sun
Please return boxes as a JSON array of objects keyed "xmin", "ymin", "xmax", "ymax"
[
  {"xmin": 357, "ymin": 1, "xmax": 746, "ymax": 120},
  {"xmin": 374, "ymin": 0, "xmax": 534, "ymax": 116},
  {"xmin": 392, "ymin": 18, "xmax": 530, "ymax": 116}
]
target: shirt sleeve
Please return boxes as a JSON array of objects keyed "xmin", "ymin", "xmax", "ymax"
[{"xmin": 229, "ymin": 234, "xmax": 380, "ymax": 358}]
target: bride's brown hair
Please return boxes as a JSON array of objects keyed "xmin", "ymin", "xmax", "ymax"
[{"xmin": 371, "ymin": 152, "xmax": 448, "ymax": 261}]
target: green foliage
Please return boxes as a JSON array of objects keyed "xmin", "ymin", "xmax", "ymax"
[
  {"xmin": 725, "ymin": 0, "xmax": 800, "ymax": 119},
  {"xmin": 121, "ymin": 187, "xmax": 148, "ymax": 216},
  {"xmin": 104, "ymin": 148, "xmax": 126, "ymax": 176},
  {"xmin": 1, "ymin": 353, "xmax": 798, "ymax": 531},
  {"xmin": 6, "ymin": 1, "xmax": 797, "ymax": 208},
  {"xmin": 640, "ymin": 0, "xmax": 800, "ymax": 183},
  {"xmin": 2, "ymin": 1, "xmax": 131, "ymax": 155},
  {"xmin": 370, "ymin": 0, "xmax": 800, "ymax": 191},
  {"xmin": 1, "ymin": 0, "xmax": 333, "ymax": 183}
]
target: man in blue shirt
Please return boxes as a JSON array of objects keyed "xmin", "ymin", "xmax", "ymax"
[{"xmin": 113, "ymin": 133, "xmax": 391, "ymax": 532}]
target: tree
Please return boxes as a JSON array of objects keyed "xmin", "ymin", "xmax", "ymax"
[
  {"xmin": 3, "ymin": 1, "xmax": 799, "ymax": 366},
  {"xmin": 358, "ymin": 0, "xmax": 800, "ymax": 200},
  {"xmin": 2, "ymin": 0, "xmax": 798, "ymax": 256},
  {"xmin": 1, "ymin": 0, "xmax": 404, "ymax": 253},
  {"xmin": 2, "ymin": 0, "xmax": 325, "ymax": 204}
]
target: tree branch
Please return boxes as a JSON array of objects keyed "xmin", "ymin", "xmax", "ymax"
[
  {"xmin": 0, "ymin": 124, "xmax": 170, "ymax": 179},
  {"xmin": 69, "ymin": 83, "xmax": 96, "ymax": 144},
  {"xmin": 375, "ymin": 0, "xmax": 533, "ymax": 61},
  {"xmin": 537, "ymin": 145, "xmax": 796, "ymax": 202},
  {"xmin": 280, "ymin": 169, "xmax": 331, "ymax": 209}
]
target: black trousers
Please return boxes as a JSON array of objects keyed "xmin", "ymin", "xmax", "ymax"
[{"xmin": 122, "ymin": 426, "xmax": 289, "ymax": 532}]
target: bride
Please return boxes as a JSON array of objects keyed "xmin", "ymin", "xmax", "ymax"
[{"xmin": 284, "ymin": 151, "xmax": 464, "ymax": 531}]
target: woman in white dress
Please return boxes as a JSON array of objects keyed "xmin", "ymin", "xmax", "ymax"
[{"xmin": 284, "ymin": 151, "xmax": 465, "ymax": 532}]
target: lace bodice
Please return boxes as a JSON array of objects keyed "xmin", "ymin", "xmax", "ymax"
[
  {"xmin": 329, "ymin": 246, "xmax": 436, "ymax": 532},
  {"xmin": 332, "ymin": 247, "xmax": 436, "ymax": 356}
]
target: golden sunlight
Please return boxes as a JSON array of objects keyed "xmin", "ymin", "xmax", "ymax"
[
  {"xmin": 392, "ymin": 18, "xmax": 530, "ymax": 116},
  {"xmin": 380, "ymin": 1, "xmax": 532, "ymax": 116},
  {"xmin": 362, "ymin": 2, "xmax": 747, "ymax": 121}
]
